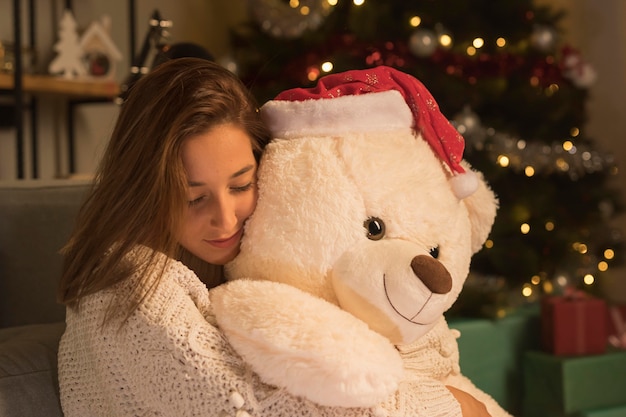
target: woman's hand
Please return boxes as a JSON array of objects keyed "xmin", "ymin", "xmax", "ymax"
[{"xmin": 446, "ymin": 385, "xmax": 492, "ymax": 417}]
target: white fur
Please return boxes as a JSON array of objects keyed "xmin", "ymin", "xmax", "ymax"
[
  {"xmin": 210, "ymin": 280, "xmax": 404, "ymax": 407},
  {"xmin": 260, "ymin": 90, "xmax": 413, "ymax": 138}
]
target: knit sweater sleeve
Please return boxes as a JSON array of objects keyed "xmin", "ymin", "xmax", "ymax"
[{"xmin": 58, "ymin": 256, "xmax": 463, "ymax": 417}]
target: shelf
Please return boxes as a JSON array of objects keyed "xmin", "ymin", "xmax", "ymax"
[{"xmin": 0, "ymin": 73, "xmax": 120, "ymax": 99}]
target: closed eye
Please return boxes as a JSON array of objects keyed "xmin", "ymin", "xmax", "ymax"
[
  {"xmin": 188, "ymin": 196, "xmax": 206, "ymax": 207},
  {"xmin": 231, "ymin": 182, "xmax": 255, "ymax": 193}
]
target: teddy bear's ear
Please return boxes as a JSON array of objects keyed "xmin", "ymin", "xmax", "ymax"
[{"xmin": 460, "ymin": 161, "xmax": 499, "ymax": 254}]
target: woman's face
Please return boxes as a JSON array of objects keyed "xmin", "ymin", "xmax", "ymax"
[{"xmin": 179, "ymin": 123, "xmax": 258, "ymax": 265}]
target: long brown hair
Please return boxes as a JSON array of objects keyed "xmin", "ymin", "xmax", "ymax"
[{"xmin": 58, "ymin": 58, "xmax": 270, "ymax": 322}]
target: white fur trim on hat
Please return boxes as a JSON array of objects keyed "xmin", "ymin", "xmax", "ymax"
[
  {"xmin": 450, "ymin": 170, "xmax": 479, "ymax": 200},
  {"xmin": 260, "ymin": 90, "xmax": 413, "ymax": 139}
]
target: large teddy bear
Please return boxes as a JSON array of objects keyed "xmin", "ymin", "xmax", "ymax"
[{"xmin": 210, "ymin": 66, "xmax": 510, "ymax": 417}]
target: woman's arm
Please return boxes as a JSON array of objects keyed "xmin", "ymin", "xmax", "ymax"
[{"xmin": 447, "ymin": 386, "xmax": 492, "ymax": 417}]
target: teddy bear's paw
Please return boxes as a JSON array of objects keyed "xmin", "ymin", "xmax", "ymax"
[{"xmin": 210, "ymin": 279, "xmax": 405, "ymax": 407}]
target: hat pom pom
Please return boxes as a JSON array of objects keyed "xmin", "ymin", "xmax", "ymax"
[{"xmin": 450, "ymin": 170, "xmax": 479, "ymax": 200}]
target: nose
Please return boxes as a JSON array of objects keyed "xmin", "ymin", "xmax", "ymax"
[
  {"xmin": 209, "ymin": 194, "xmax": 238, "ymax": 230},
  {"xmin": 410, "ymin": 255, "xmax": 452, "ymax": 294}
]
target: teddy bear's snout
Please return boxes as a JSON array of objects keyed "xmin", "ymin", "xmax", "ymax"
[{"xmin": 410, "ymin": 255, "xmax": 452, "ymax": 294}]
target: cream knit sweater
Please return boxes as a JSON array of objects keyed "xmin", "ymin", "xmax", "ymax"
[{"xmin": 58, "ymin": 250, "xmax": 476, "ymax": 417}]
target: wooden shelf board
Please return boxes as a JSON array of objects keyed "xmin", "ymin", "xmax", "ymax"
[{"xmin": 0, "ymin": 73, "xmax": 120, "ymax": 99}]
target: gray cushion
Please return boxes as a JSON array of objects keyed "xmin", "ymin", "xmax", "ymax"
[
  {"xmin": 0, "ymin": 322, "xmax": 65, "ymax": 417},
  {"xmin": 0, "ymin": 180, "xmax": 90, "ymax": 328}
]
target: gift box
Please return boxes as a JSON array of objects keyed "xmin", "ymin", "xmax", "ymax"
[
  {"xmin": 448, "ymin": 305, "xmax": 540, "ymax": 415},
  {"xmin": 607, "ymin": 304, "xmax": 626, "ymax": 350},
  {"xmin": 522, "ymin": 350, "xmax": 626, "ymax": 417},
  {"xmin": 579, "ymin": 404, "xmax": 626, "ymax": 417},
  {"xmin": 541, "ymin": 293, "xmax": 608, "ymax": 356}
]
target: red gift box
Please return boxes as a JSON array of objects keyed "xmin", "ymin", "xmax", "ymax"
[
  {"xmin": 607, "ymin": 304, "xmax": 626, "ymax": 349},
  {"xmin": 541, "ymin": 293, "xmax": 608, "ymax": 356}
]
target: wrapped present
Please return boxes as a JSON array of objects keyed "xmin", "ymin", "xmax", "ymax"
[
  {"xmin": 448, "ymin": 305, "xmax": 540, "ymax": 415},
  {"xmin": 541, "ymin": 291, "xmax": 608, "ymax": 356},
  {"xmin": 523, "ymin": 350, "xmax": 626, "ymax": 417},
  {"xmin": 607, "ymin": 305, "xmax": 626, "ymax": 350},
  {"xmin": 579, "ymin": 404, "xmax": 626, "ymax": 417}
]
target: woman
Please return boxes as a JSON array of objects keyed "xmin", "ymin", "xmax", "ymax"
[{"xmin": 57, "ymin": 57, "xmax": 489, "ymax": 417}]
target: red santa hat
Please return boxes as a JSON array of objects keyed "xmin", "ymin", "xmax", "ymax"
[{"xmin": 260, "ymin": 65, "xmax": 478, "ymax": 199}]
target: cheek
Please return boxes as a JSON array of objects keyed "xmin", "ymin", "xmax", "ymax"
[
  {"xmin": 179, "ymin": 210, "xmax": 203, "ymax": 242},
  {"xmin": 239, "ymin": 189, "xmax": 258, "ymax": 219}
]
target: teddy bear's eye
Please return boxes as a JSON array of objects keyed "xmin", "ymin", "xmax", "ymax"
[
  {"xmin": 429, "ymin": 246, "xmax": 440, "ymax": 259},
  {"xmin": 364, "ymin": 217, "xmax": 385, "ymax": 241}
]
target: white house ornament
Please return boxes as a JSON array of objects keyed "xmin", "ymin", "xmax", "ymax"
[
  {"xmin": 48, "ymin": 10, "xmax": 122, "ymax": 80},
  {"xmin": 79, "ymin": 15, "xmax": 122, "ymax": 79}
]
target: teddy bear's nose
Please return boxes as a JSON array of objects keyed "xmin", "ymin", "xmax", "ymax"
[{"xmin": 410, "ymin": 255, "xmax": 452, "ymax": 294}]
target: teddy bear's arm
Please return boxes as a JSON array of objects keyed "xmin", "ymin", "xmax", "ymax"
[{"xmin": 209, "ymin": 279, "xmax": 404, "ymax": 408}]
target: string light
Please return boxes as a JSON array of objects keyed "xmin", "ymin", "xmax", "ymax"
[
  {"xmin": 562, "ymin": 140, "xmax": 573, "ymax": 152},
  {"xmin": 545, "ymin": 83, "xmax": 559, "ymax": 96},
  {"xmin": 543, "ymin": 280, "xmax": 554, "ymax": 293},
  {"xmin": 524, "ymin": 166, "xmax": 535, "ymax": 177},
  {"xmin": 604, "ymin": 249, "xmax": 615, "ymax": 260},
  {"xmin": 484, "ymin": 239, "xmax": 494, "ymax": 249},
  {"xmin": 522, "ymin": 284, "xmax": 533, "ymax": 297},
  {"xmin": 555, "ymin": 158, "xmax": 569, "ymax": 171},
  {"xmin": 353, "ymin": 0, "xmax": 365, "ymax": 6},
  {"xmin": 544, "ymin": 221, "xmax": 554, "ymax": 231},
  {"xmin": 321, "ymin": 61, "xmax": 333, "ymax": 72},
  {"xmin": 306, "ymin": 66, "xmax": 320, "ymax": 81},
  {"xmin": 598, "ymin": 261, "xmax": 609, "ymax": 272},
  {"xmin": 439, "ymin": 34, "xmax": 452, "ymax": 48},
  {"xmin": 497, "ymin": 155, "xmax": 510, "ymax": 167},
  {"xmin": 520, "ymin": 223, "xmax": 530, "ymax": 234},
  {"xmin": 409, "ymin": 16, "xmax": 421, "ymax": 27},
  {"xmin": 496, "ymin": 37, "xmax": 506, "ymax": 47},
  {"xmin": 472, "ymin": 37, "xmax": 484, "ymax": 48}
]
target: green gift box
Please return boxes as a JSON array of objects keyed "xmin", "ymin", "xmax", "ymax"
[
  {"xmin": 578, "ymin": 404, "xmax": 626, "ymax": 417},
  {"xmin": 448, "ymin": 306, "xmax": 541, "ymax": 415},
  {"xmin": 523, "ymin": 350, "xmax": 626, "ymax": 417}
]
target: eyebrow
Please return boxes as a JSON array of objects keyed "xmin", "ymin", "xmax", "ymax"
[{"xmin": 187, "ymin": 164, "xmax": 256, "ymax": 187}]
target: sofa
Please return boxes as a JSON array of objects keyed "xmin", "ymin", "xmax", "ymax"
[{"xmin": 0, "ymin": 179, "xmax": 91, "ymax": 417}]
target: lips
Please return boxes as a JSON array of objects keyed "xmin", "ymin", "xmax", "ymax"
[{"xmin": 205, "ymin": 228, "xmax": 243, "ymax": 249}]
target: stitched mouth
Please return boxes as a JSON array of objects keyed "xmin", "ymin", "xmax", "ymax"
[{"xmin": 383, "ymin": 273, "xmax": 431, "ymax": 325}]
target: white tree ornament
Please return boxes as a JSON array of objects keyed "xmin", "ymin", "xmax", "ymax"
[{"xmin": 48, "ymin": 10, "xmax": 87, "ymax": 78}]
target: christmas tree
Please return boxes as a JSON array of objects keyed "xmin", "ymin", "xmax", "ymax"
[{"xmin": 229, "ymin": 0, "xmax": 624, "ymax": 316}]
